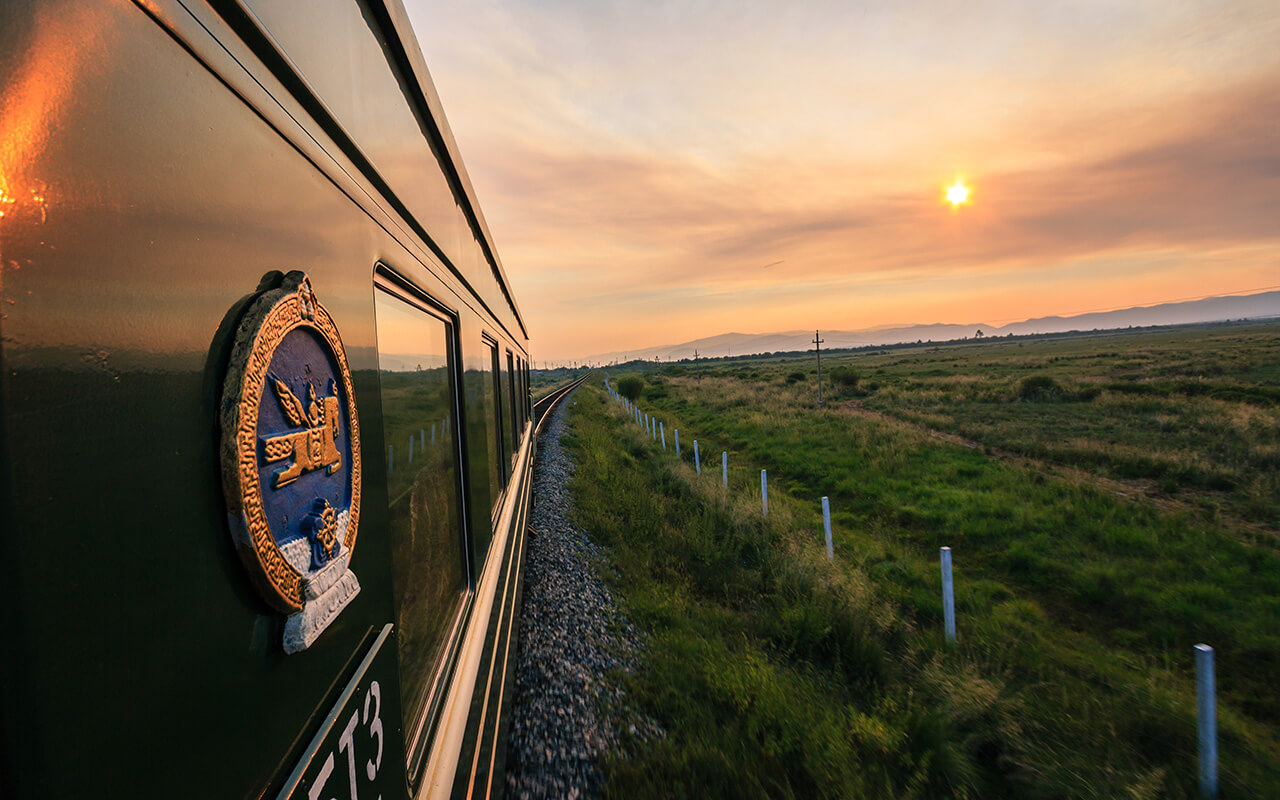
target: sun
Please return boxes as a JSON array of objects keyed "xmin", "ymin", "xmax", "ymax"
[{"xmin": 946, "ymin": 180, "xmax": 970, "ymax": 207}]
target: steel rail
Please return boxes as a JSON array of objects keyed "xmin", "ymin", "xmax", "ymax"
[
  {"xmin": 532, "ymin": 371, "xmax": 594, "ymax": 436},
  {"xmin": 458, "ymin": 369, "xmax": 593, "ymax": 800}
]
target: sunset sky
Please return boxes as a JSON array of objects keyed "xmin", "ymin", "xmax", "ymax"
[{"xmin": 404, "ymin": 0, "xmax": 1280, "ymax": 361}]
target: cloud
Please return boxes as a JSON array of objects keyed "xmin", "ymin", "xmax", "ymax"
[
  {"xmin": 483, "ymin": 71, "xmax": 1280, "ymax": 273},
  {"xmin": 405, "ymin": 0, "xmax": 1280, "ymax": 357}
]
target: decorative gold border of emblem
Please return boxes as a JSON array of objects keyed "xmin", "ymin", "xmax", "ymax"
[{"xmin": 220, "ymin": 272, "xmax": 362, "ymax": 613}]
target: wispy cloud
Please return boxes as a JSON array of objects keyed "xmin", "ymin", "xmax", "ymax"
[{"xmin": 407, "ymin": 0, "xmax": 1280, "ymax": 358}]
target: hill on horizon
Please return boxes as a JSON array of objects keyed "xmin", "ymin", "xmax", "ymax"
[{"xmin": 581, "ymin": 290, "xmax": 1280, "ymax": 364}]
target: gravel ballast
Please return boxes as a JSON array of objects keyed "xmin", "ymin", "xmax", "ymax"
[{"xmin": 504, "ymin": 391, "xmax": 650, "ymax": 799}]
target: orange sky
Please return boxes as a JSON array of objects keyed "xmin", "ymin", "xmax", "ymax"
[{"xmin": 405, "ymin": 0, "xmax": 1280, "ymax": 361}]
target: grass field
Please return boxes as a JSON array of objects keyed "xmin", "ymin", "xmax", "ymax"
[
  {"xmin": 532, "ymin": 366, "xmax": 587, "ymax": 399},
  {"xmin": 565, "ymin": 321, "xmax": 1280, "ymax": 798}
]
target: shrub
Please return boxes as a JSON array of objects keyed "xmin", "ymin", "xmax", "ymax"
[
  {"xmin": 786, "ymin": 371, "xmax": 805, "ymax": 384},
  {"xmin": 1018, "ymin": 375, "xmax": 1059, "ymax": 401},
  {"xmin": 1018, "ymin": 375, "xmax": 1100, "ymax": 403},
  {"xmin": 830, "ymin": 365, "xmax": 859, "ymax": 389},
  {"xmin": 617, "ymin": 375, "xmax": 644, "ymax": 401}
]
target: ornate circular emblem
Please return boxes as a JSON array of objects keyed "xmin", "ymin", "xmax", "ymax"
[{"xmin": 220, "ymin": 272, "xmax": 362, "ymax": 628}]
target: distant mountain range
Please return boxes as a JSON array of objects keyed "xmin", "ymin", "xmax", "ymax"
[{"xmin": 584, "ymin": 290, "xmax": 1280, "ymax": 364}]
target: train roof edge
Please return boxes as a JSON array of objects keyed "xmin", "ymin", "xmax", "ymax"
[{"xmin": 372, "ymin": 0, "xmax": 528, "ymax": 341}]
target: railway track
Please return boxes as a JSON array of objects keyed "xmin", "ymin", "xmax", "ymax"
[
  {"xmin": 505, "ymin": 369, "xmax": 654, "ymax": 799},
  {"xmin": 532, "ymin": 371, "xmax": 595, "ymax": 436},
  {"xmin": 457, "ymin": 371, "xmax": 594, "ymax": 799}
]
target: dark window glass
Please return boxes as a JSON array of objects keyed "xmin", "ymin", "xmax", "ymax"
[
  {"xmin": 499, "ymin": 350, "xmax": 514, "ymax": 463},
  {"xmin": 374, "ymin": 289, "xmax": 467, "ymax": 765},
  {"xmin": 518, "ymin": 358, "xmax": 527, "ymax": 422},
  {"xmin": 490, "ymin": 341, "xmax": 507, "ymax": 481},
  {"xmin": 480, "ymin": 339, "xmax": 501, "ymax": 503},
  {"xmin": 505, "ymin": 350, "xmax": 518, "ymax": 456}
]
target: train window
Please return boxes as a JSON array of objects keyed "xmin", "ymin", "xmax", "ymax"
[
  {"xmin": 481, "ymin": 337, "xmax": 504, "ymax": 499},
  {"xmin": 505, "ymin": 350, "xmax": 519, "ymax": 455},
  {"xmin": 499, "ymin": 351, "xmax": 514, "ymax": 462},
  {"xmin": 489, "ymin": 340, "xmax": 508, "ymax": 482},
  {"xmin": 513, "ymin": 357, "xmax": 522, "ymax": 425},
  {"xmin": 517, "ymin": 358, "xmax": 527, "ymax": 422},
  {"xmin": 373, "ymin": 288, "xmax": 469, "ymax": 772}
]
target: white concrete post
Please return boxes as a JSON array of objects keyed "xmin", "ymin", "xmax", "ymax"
[
  {"xmin": 420, "ymin": 428, "xmax": 425, "ymax": 452},
  {"xmin": 660, "ymin": 421, "xmax": 666, "ymax": 449},
  {"xmin": 761, "ymin": 469, "xmax": 768, "ymax": 516},
  {"xmin": 722, "ymin": 451, "xmax": 728, "ymax": 488},
  {"xmin": 821, "ymin": 497, "xmax": 833, "ymax": 560},
  {"xmin": 1197, "ymin": 644, "xmax": 1218, "ymax": 798},
  {"xmin": 694, "ymin": 440, "xmax": 700, "ymax": 474},
  {"xmin": 431, "ymin": 424, "xmax": 436, "ymax": 446},
  {"xmin": 675, "ymin": 429, "xmax": 681, "ymax": 457},
  {"xmin": 941, "ymin": 547, "xmax": 956, "ymax": 644}
]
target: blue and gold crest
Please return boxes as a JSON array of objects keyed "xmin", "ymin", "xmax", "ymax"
[{"xmin": 221, "ymin": 272, "xmax": 362, "ymax": 653}]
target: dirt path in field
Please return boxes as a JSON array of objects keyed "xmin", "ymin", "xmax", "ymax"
[{"xmin": 839, "ymin": 401, "xmax": 1279, "ymax": 543}]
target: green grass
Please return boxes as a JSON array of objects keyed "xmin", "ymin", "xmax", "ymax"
[
  {"xmin": 842, "ymin": 323, "xmax": 1280, "ymax": 528},
  {"xmin": 563, "ymin": 324, "xmax": 1280, "ymax": 797},
  {"xmin": 533, "ymin": 366, "xmax": 590, "ymax": 399}
]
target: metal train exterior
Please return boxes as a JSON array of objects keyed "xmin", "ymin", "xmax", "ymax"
[{"xmin": 0, "ymin": 1, "xmax": 535, "ymax": 797}]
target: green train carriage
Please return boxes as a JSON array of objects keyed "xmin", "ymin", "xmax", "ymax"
[{"xmin": 0, "ymin": 0, "xmax": 534, "ymax": 797}]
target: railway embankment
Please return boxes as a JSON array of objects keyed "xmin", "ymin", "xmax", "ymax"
[{"xmin": 506, "ymin": 388, "xmax": 657, "ymax": 799}]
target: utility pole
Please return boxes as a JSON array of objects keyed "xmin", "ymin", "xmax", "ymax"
[
  {"xmin": 694, "ymin": 349, "xmax": 700, "ymax": 386},
  {"xmin": 813, "ymin": 330, "xmax": 825, "ymax": 408}
]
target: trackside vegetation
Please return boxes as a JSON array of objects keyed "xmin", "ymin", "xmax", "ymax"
[{"xmin": 564, "ymin": 322, "xmax": 1280, "ymax": 798}]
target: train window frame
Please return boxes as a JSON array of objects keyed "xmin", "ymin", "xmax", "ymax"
[
  {"xmin": 516, "ymin": 357, "xmax": 526, "ymax": 423},
  {"xmin": 476, "ymin": 333, "xmax": 499, "ymax": 505},
  {"xmin": 486, "ymin": 336, "xmax": 508, "ymax": 487},
  {"xmin": 522, "ymin": 358, "xmax": 530, "ymax": 421},
  {"xmin": 505, "ymin": 349, "xmax": 519, "ymax": 461},
  {"xmin": 371, "ymin": 266, "xmax": 477, "ymax": 786}
]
